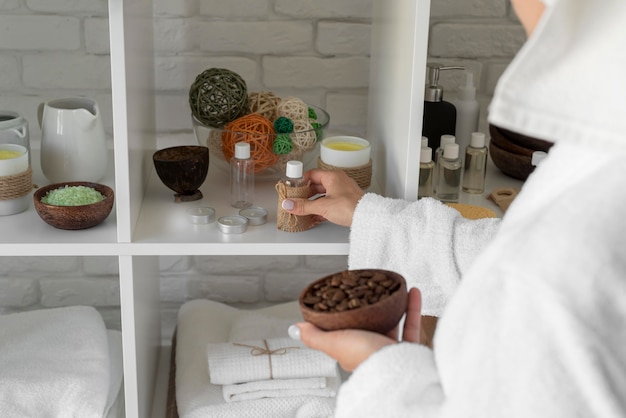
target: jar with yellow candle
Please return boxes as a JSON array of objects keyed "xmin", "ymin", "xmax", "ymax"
[
  {"xmin": 318, "ymin": 136, "xmax": 372, "ymax": 189},
  {"xmin": 0, "ymin": 144, "xmax": 31, "ymax": 215},
  {"xmin": 0, "ymin": 111, "xmax": 30, "ymax": 165}
]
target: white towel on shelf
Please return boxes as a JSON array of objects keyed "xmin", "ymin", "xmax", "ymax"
[
  {"xmin": 223, "ymin": 375, "xmax": 340, "ymax": 402},
  {"xmin": 0, "ymin": 306, "xmax": 111, "ymax": 418},
  {"xmin": 105, "ymin": 329, "xmax": 124, "ymax": 418},
  {"xmin": 176, "ymin": 299, "xmax": 336, "ymax": 418},
  {"xmin": 207, "ymin": 337, "xmax": 338, "ymax": 385}
]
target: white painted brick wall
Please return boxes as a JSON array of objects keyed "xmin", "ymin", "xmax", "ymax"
[{"xmin": 0, "ymin": 0, "xmax": 521, "ymax": 339}]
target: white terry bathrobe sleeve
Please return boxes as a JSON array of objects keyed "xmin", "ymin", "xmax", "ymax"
[{"xmin": 348, "ymin": 194, "xmax": 500, "ymax": 317}]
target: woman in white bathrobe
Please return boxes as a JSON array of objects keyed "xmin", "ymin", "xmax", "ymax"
[{"xmin": 284, "ymin": 0, "xmax": 626, "ymax": 416}]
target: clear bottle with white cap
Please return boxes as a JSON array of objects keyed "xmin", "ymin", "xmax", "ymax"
[
  {"xmin": 433, "ymin": 134, "xmax": 456, "ymax": 193},
  {"xmin": 230, "ymin": 142, "xmax": 254, "ymax": 208},
  {"xmin": 283, "ymin": 160, "xmax": 306, "ymax": 187},
  {"xmin": 436, "ymin": 143, "xmax": 462, "ymax": 202},
  {"xmin": 454, "ymin": 71, "xmax": 480, "ymax": 154},
  {"xmin": 277, "ymin": 160, "xmax": 314, "ymax": 232},
  {"xmin": 418, "ymin": 146, "xmax": 435, "ymax": 199},
  {"xmin": 435, "ymin": 134, "xmax": 456, "ymax": 163},
  {"xmin": 462, "ymin": 132, "xmax": 488, "ymax": 194}
]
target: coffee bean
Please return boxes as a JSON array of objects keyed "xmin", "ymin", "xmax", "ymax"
[
  {"xmin": 303, "ymin": 270, "xmax": 402, "ymax": 313},
  {"xmin": 302, "ymin": 295, "xmax": 321, "ymax": 305}
]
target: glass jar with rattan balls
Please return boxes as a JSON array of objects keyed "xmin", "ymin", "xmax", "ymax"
[{"xmin": 193, "ymin": 102, "xmax": 329, "ymax": 180}]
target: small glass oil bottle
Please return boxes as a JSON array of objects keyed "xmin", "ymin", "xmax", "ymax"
[
  {"xmin": 230, "ymin": 142, "xmax": 254, "ymax": 208},
  {"xmin": 418, "ymin": 146, "xmax": 434, "ymax": 199},
  {"xmin": 462, "ymin": 132, "xmax": 488, "ymax": 194},
  {"xmin": 434, "ymin": 134, "xmax": 456, "ymax": 163},
  {"xmin": 436, "ymin": 143, "xmax": 462, "ymax": 202},
  {"xmin": 283, "ymin": 160, "xmax": 306, "ymax": 187}
]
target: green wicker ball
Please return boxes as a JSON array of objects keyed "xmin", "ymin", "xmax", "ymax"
[
  {"xmin": 274, "ymin": 116, "xmax": 294, "ymax": 134},
  {"xmin": 273, "ymin": 134, "xmax": 293, "ymax": 155},
  {"xmin": 189, "ymin": 68, "xmax": 249, "ymax": 128}
]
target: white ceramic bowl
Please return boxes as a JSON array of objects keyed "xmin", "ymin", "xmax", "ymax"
[{"xmin": 320, "ymin": 136, "xmax": 371, "ymax": 168}]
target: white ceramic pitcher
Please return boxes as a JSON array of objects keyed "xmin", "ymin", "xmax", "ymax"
[{"xmin": 38, "ymin": 97, "xmax": 108, "ymax": 183}]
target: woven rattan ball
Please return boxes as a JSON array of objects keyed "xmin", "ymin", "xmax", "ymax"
[
  {"xmin": 249, "ymin": 91, "xmax": 281, "ymax": 121},
  {"xmin": 222, "ymin": 113, "xmax": 278, "ymax": 173},
  {"xmin": 291, "ymin": 119, "xmax": 317, "ymax": 152},
  {"xmin": 277, "ymin": 97, "xmax": 309, "ymax": 121},
  {"xmin": 189, "ymin": 68, "xmax": 249, "ymax": 128},
  {"xmin": 274, "ymin": 116, "xmax": 294, "ymax": 134},
  {"xmin": 273, "ymin": 134, "xmax": 293, "ymax": 155}
]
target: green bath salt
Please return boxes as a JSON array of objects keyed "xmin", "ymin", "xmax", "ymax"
[{"xmin": 41, "ymin": 185, "xmax": 105, "ymax": 206}]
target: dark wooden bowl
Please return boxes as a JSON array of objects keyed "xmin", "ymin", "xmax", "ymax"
[
  {"xmin": 489, "ymin": 124, "xmax": 553, "ymax": 153},
  {"xmin": 299, "ymin": 269, "xmax": 408, "ymax": 334},
  {"xmin": 153, "ymin": 146, "xmax": 209, "ymax": 201},
  {"xmin": 33, "ymin": 182, "xmax": 114, "ymax": 230},
  {"xmin": 489, "ymin": 140, "xmax": 535, "ymax": 180},
  {"xmin": 488, "ymin": 123, "xmax": 554, "ymax": 181}
]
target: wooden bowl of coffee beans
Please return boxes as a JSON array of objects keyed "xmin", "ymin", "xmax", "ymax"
[{"xmin": 298, "ymin": 269, "xmax": 408, "ymax": 334}]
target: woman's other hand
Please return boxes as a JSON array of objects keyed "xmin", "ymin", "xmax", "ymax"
[
  {"xmin": 290, "ymin": 288, "xmax": 422, "ymax": 372},
  {"xmin": 280, "ymin": 169, "xmax": 365, "ymax": 227}
]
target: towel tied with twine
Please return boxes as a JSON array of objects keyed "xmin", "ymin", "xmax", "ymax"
[
  {"xmin": 275, "ymin": 180, "xmax": 316, "ymax": 232},
  {"xmin": 207, "ymin": 337, "xmax": 339, "ymax": 385},
  {"xmin": 231, "ymin": 340, "xmax": 300, "ymax": 380}
]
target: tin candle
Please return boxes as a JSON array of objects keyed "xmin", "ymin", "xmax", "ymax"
[
  {"xmin": 217, "ymin": 215, "xmax": 248, "ymax": 234},
  {"xmin": 186, "ymin": 206, "xmax": 216, "ymax": 225},
  {"xmin": 239, "ymin": 206, "xmax": 268, "ymax": 226}
]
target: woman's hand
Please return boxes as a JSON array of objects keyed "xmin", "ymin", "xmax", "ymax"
[
  {"xmin": 280, "ymin": 169, "xmax": 365, "ymax": 227},
  {"xmin": 290, "ymin": 288, "xmax": 422, "ymax": 372}
]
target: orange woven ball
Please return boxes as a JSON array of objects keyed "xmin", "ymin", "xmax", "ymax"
[{"xmin": 222, "ymin": 113, "xmax": 278, "ymax": 173}]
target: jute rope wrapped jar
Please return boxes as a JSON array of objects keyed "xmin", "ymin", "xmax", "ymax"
[
  {"xmin": 0, "ymin": 167, "xmax": 33, "ymax": 201},
  {"xmin": 317, "ymin": 158, "xmax": 372, "ymax": 190}
]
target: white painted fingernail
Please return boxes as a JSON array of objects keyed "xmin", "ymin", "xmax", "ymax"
[
  {"xmin": 282, "ymin": 199, "xmax": 294, "ymax": 210},
  {"xmin": 288, "ymin": 324, "xmax": 301, "ymax": 340}
]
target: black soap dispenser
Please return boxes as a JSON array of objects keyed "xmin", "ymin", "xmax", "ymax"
[{"xmin": 422, "ymin": 63, "xmax": 464, "ymax": 152}]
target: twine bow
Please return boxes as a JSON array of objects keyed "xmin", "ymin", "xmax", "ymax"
[{"xmin": 232, "ymin": 339, "xmax": 300, "ymax": 379}]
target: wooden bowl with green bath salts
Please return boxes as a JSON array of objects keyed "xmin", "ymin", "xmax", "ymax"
[{"xmin": 33, "ymin": 182, "xmax": 114, "ymax": 230}]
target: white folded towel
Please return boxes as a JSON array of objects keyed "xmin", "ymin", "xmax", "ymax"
[
  {"xmin": 105, "ymin": 329, "xmax": 124, "ymax": 418},
  {"xmin": 176, "ymin": 299, "xmax": 336, "ymax": 418},
  {"xmin": 207, "ymin": 337, "xmax": 338, "ymax": 385},
  {"xmin": 223, "ymin": 375, "xmax": 340, "ymax": 402},
  {"xmin": 0, "ymin": 306, "xmax": 111, "ymax": 418}
]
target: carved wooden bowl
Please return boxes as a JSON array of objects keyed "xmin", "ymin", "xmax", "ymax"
[
  {"xmin": 33, "ymin": 182, "xmax": 114, "ymax": 230},
  {"xmin": 299, "ymin": 269, "xmax": 408, "ymax": 334},
  {"xmin": 153, "ymin": 145, "xmax": 209, "ymax": 202}
]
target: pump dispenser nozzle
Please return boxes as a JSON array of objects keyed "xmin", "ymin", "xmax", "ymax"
[{"xmin": 424, "ymin": 63, "xmax": 465, "ymax": 102}]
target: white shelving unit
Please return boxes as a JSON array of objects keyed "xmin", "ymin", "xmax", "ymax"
[{"xmin": 0, "ymin": 0, "xmax": 522, "ymax": 417}]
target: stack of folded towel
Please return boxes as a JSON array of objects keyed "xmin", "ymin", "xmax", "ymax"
[
  {"xmin": 175, "ymin": 299, "xmax": 339, "ymax": 418},
  {"xmin": 0, "ymin": 306, "xmax": 124, "ymax": 418},
  {"xmin": 208, "ymin": 337, "xmax": 340, "ymax": 403}
]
